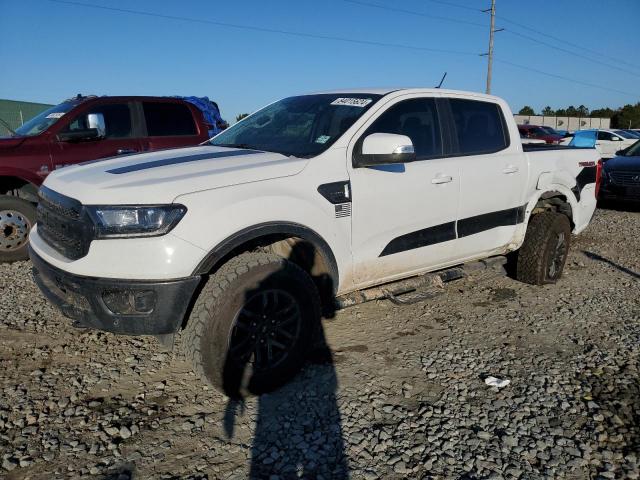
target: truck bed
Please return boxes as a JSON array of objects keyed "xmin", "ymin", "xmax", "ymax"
[{"xmin": 522, "ymin": 144, "xmax": 594, "ymax": 152}]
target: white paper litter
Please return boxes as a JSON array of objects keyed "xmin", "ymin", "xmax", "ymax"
[{"xmin": 484, "ymin": 376, "xmax": 511, "ymax": 388}]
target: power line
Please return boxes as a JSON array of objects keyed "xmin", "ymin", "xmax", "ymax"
[
  {"xmin": 494, "ymin": 14, "xmax": 640, "ymax": 72},
  {"xmin": 45, "ymin": 0, "xmax": 479, "ymax": 57},
  {"xmin": 494, "ymin": 58, "xmax": 638, "ymax": 98},
  {"xmin": 424, "ymin": 0, "xmax": 640, "ymax": 72},
  {"xmin": 342, "ymin": 0, "xmax": 486, "ymax": 28},
  {"xmin": 349, "ymin": 0, "xmax": 640, "ymax": 78},
  {"xmin": 41, "ymin": 0, "xmax": 638, "ymax": 98},
  {"xmin": 423, "ymin": 0, "xmax": 640, "ymax": 72},
  {"xmin": 504, "ymin": 29, "xmax": 640, "ymax": 79},
  {"xmin": 425, "ymin": 0, "xmax": 482, "ymax": 13}
]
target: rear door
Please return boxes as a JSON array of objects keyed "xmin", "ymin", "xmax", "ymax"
[
  {"xmin": 348, "ymin": 94, "xmax": 462, "ymax": 287},
  {"xmin": 138, "ymin": 100, "xmax": 204, "ymax": 152},
  {"xmin": 50, "ymin": 101, "xmax": 142, "ymax": 168},
  {"xmin": 443, "ymin": 96, "xmax": 527, "ymax": 260}
]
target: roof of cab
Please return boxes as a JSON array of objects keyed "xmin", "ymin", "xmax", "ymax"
[{"xmin": 308, "ymin": 87, "xmax": 503, "ymax": 102}]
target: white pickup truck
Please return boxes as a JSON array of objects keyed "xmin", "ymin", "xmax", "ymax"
[{"xmin": 29, "ymin": 88, "xmax": 601, "ymax": 395}]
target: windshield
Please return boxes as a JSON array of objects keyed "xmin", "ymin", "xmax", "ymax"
[
  {"xmin": 541, "ymin": 126, "xmax": 558, "ymax": 135},
  {"xmin": 614, "ymin": 129, "xmax": 637, "ymax": 139},
  {"xmin": 622, "ymin": 139, "xmax": 640, "ymax": 156},
  {"xmin": 210, "ymin": 93, "xmax": 382, "ymax": 157},
  {"xmin": 529, "ymin": 127, "xmax": 547, "ymax": 135},
  {"xmin": 14, "ymin": 101, "xmax": 78, "ymax": 137}
]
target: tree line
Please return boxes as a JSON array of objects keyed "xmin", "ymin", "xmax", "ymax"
[{"xmin": 517, "ymin": 103, "xmax": 640, "ymax": 128}]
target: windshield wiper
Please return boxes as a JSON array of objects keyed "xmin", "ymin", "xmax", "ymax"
[{"xmin": 213, "ymin": 142, "xmax": 262, "ymax": 151}]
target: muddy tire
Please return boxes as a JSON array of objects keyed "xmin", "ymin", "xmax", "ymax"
[
  {"xmin": 0, "ymin": 196, "xmax": 37, "ymax": 263},
  {"xmin": 183, "ymin": 252, "xmax": 320, "ymax": 397},
  {"xmin": 516, "ymin": 211, "xmax": 571, "ymax": 285}
]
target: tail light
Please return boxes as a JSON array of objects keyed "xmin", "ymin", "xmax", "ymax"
[{"xmin": 595, "ymin": 159, "xmax": 603, "ymax": 198}]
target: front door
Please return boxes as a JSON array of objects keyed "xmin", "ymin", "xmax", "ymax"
[
  {"xmin": 50, "ymin": 101, "xmax": 142, "ymax": 169},
  {"xmin": 348, "ymin": 95, "xmax": 461, "ymax": 288}
]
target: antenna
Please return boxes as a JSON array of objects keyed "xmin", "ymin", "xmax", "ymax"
[{"xmin": 436, "ymin": 72, "xmax": 447, "ymax": 88}]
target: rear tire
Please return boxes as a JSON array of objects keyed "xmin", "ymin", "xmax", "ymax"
[
  {"xmin": 516, "ymin": 211, "xmax": 571, "ymax": 285},
  {"xmin": 0, "ymin": 196, "xmax": 36, "ymax": 263},
  {"xmin": 183, "ymin": 252, "xmax": 320, "ymax": 397}
]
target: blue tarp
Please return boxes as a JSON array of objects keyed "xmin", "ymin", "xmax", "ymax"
[
  {"xmin": 174, "ymin": 96, "xmax": 227, "ymax": 137},
  {"xmin": 569, "ymin": 130, "xmax": 597, "ymax": 148}
]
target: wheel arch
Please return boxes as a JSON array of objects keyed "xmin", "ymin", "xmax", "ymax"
[
  {"xmin": 192, "ymin": 221, "xmax": 340, "ymax": 296},
  {"xmin": 526, "ymin": 186, "xmax": 577, "ymax": 229},
  {"xmin": 0, "ymin": 175, "xmax": 39, "ymax": 202}
]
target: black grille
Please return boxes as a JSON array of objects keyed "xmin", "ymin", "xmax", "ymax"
[
  {"xmin": 609, "ymin": 171, "xmax": 640, "ymax": 186},
  {"xmin": 37, "ymin": 187, "xmax": 93, "ymax": 260}
]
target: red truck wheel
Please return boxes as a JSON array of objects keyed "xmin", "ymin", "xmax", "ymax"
[{"xmin": 0, "ymin": 196, "xmax": 36, "ymax": 262}]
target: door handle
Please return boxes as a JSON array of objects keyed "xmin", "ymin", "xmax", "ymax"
[
  {"xmin": 117, "ymin": 148, "xmax": 137, "ymax": 155},
  {"xmin": 431, "ymin": 174, "xmax": 453, "ymax": 184},
  {"xmin": 502, "ymin": 165, "xmax": 519, "ymax": 174}
]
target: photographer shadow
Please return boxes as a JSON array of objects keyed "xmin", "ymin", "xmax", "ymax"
[{"xmin": 222, "ymin": 242, "xmax": 350, "ymax": 479}]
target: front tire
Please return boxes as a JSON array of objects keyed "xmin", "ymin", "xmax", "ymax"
[
  {"xmin": 183, "ymin": 252, "xmax": 320, "ymax": 397},
  {"xmin": 0, "ymin": 196, "xmax": 37, "ymax": 263},
  {"xmin": 516, "ymin": 211, "xmax": 571, "ymax": 285}
]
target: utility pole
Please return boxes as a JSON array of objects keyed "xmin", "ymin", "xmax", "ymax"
[{"xmin": 481, "ymin": 0, "xmax": 502, "ymax": 94}]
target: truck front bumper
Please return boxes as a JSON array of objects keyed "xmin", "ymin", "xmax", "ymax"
[{"xmin": 30, "ymin": 247, "xmax": 201, "ymax": 335}]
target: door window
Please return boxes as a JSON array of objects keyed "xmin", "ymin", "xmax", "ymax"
[
  {"xmin": 364, "ymin": 98, "xmax": 442, "ymax": 159},
  {"xmin": 143, "ymin": 102, "xmax": 197, "ymax": 136},
  {"xmin": 597, "ymin": 131, "xmax": 616, "ymax": 141},
  {"xmin": 63, "ymin": 103, "xmax": 133, "ymax": 138},
  {"xmin": 450, "ymin": 99, "xmax": 509, "ymax": 155}
]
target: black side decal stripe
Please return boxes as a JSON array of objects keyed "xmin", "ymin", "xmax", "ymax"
[
  {"xmin": 572, "ymin": 165, "xmax": 598, "ymax": 201},
  {"xmin": 458, "ymin": 205, "xmax": 526, "ymax": 238},
  {"xmin": 379, "ymin": 204, "xmax": 527, "ymax": 257},
  {"xmin": 575, "ymin": 165, "xmax": 597, "ymax": 188},
  {"xmin": 380, "ymin": 222, "xmax": 456, "ymax": 257},
  {"xmin": 106, "ymin": 149, "xmax": 261, "ymax": 174}
]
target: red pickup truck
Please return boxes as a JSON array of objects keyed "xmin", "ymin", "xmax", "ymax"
[{"xmin": 0, "ymin": 95, "xmax": 226, "ymax": 262}]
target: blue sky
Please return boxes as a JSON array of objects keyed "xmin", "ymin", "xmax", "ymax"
[{"xmin": 1, "ymin": 0, "xmax": 639, "ymax": 122}]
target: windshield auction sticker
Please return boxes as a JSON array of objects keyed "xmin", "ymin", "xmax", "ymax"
[
  {"xmin": 46, "ymin": 112, "xmax": 65, "ymax": 119},
  {"xmin": 330, "ymin": 98, "xmax": 372, "ymax": 107}
]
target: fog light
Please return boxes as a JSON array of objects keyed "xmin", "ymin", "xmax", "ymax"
[{"xmin": 102, "ymin": 289, "xmax": 156, "ymax": 315}]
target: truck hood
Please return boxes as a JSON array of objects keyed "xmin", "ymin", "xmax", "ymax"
[
  {"xmin": 604, "ymin": 155, "xmax": 640, "ymax": 172},
  {"xmin": 43, "ymin": 145, "xmax": 309, "ymax": 204}
]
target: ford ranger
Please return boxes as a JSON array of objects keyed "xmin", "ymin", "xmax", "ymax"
[{"xmin": 28, "ymin": 89, "xmax": 601, "ymax": 395}]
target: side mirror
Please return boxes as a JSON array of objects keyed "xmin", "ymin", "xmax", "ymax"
[
  {"xmin": 56, "ymin": 128, "xmax": 100, "ymax": 142},
  {"xmin": 354, "ymin": 133, "xmax": 416, "ymax": 168},
  {"xmin": 87, "ymin": 113, "xmax": 106, "ymax": 138}
]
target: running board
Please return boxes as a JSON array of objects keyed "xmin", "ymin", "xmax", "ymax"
[{"xmin": 335, "ymin": 256, "xmax": 507, "ymax": 309}]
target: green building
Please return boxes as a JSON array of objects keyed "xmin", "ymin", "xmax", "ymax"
[{"xmin": 0, "ymin": 99, "xmax": 53, "ymax": 136}]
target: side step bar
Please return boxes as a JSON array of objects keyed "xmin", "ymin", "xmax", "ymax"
[{"xmin": 335, "ymin": 256, "xmax": 507, "ymax": 309}]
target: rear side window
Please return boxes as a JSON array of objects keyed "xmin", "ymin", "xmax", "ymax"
[
  {"xmin": 597, "ymin": 131, "xmax": 615, "ymax": 141},
  {"xmin": 364, "ymin": 98, "xmax": 442, "ymax": 159},
  {"xmin": 143, "ymin": 102, "xmax": 197, "ymax": 136},
  {"xmin": 450, "ymin": 99, "xmax": 509, "ymax": 155},
  {"xmin": 64, "ymin": 103, "xmax": 132, "ymax": 138}
]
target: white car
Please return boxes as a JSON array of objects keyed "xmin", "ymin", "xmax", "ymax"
[
  {"xmin": 561, "ymin": 129, "xmax": 637, "ymax": 158},
  {"xmin": 520, "ymin": 134, "xmax": 546, "ymax": 145},
  {"xmin": 29, "ymin": 88, "xmax": 601, "ymax": 394}
]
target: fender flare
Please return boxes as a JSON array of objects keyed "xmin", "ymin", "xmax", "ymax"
[{"xmin": 192, "ymin": 221, "xmax": 339, "ymax": 289}]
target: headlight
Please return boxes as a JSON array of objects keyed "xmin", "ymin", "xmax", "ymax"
[{"xmin": 86, "ymin": 205, "xmax": 187, "ymax": 238}]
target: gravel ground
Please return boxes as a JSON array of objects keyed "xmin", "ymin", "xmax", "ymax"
[{"xmin": 1, "ymin": 206, "xmax": 639, "ymax": 480}]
